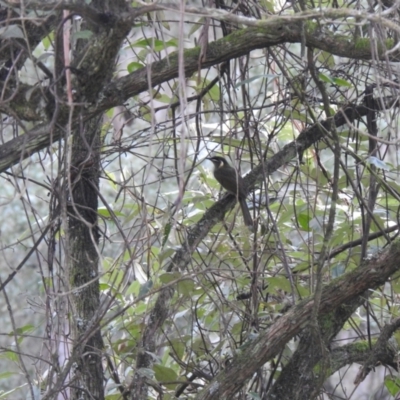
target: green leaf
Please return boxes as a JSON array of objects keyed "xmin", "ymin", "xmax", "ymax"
[
  {"xmin": 125, "ymin": 280, "xmax": 140, "ymax": 296},
  {"xmin": 139, "ymin": 105, "xmax": 152, "ymax": 122},
  {"xmin": 98, "ymin": 207, "xmax": 124, "ymax": 218},
  {"xmin": 127, "ymin": 62, "xmax": 144, "ymax": 73},
  {"xmin": 0, "ymin": 371, "xmax": 18, "ymax": 380},
  {"xmin": 153, "ymin": 364, "xmax": 178, "ymax": 383},
  {"xmin": 108, "ymin": 269, "xmax": 124, "ymax": 288},
  {"xmin": 317, "ymin": 51, "xmax": 335, "ymax": 68},
  {"xmin": 394, "ymin": 330, "xmax": 400, "ymax": 347},
  {"xmin": 99, "ymin": 283, "xmax": 111, "ymax": 291},
  {"xmin": 162, "ymin": 222, "xmax": 172, "ymax": 247},
  {"xmin": 106, "ymin": 395, "xmax": 124, "ymax": 400},
  {"xmin": 332, "ymin": 77, "xmax": 352, "ymax": 87},
  {"xmin": 170, "ymin": 339, "xmax": 186, "ymax": 360},
  {"xmin": 297, "ymin": 213, "xmax": 311, "ymax": 231},
  {"xmin": 158, "ymin": 248, "xmax": 174, "ymax": 264},
  {"xmin": 159, "ymin": 272, "xmax": 182, "ymax": 283},
  {"xmin": 318, "ymin": 72, "xmax": 333, "ymax": 84},
  {"xmin": 267, "ymin": 276, "xmax": 293, "ymax": 294},
  {"xmin": 385, "ymin": 376, "xmax": 400, "ymax": 396},
  {"xmin": 42, "ymin": 33, "xmax": 53, "ymax": 50},
  {"xmin": 177, "ymin": 278, "xmax": 195, "ymax": 296},
  {"xmin": 154, "ymin": 93, "xmax": 172, "ymax": 104},
  {"xmin": 207, "ymin": 83, "xmax": 220, "ymax": 101},
  {"xmin": 9, "ymin": 324, "xmax": 34, "ymax": 336},
  {"xmin": 156, "ymin": 11, "xmax": 170, "ymax": 30},
  {"xmin": 282, "ymin": 109, "xmax": 313, "ymax": 124},
  {"xmin": 131, "ymin": 38, "xmax": 178, "ymax": 51},
  {"xmin": 2, "ymin": 351, "xmax": 18, "ymax": 362},
  {"xmin": 259, "ymin": 0, "xmax": 275, "ymax": 13}
]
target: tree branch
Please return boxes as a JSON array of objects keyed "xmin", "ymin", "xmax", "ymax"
[
  {"xmin": 132, "ymin": 101, "xmax": 372, "ymax": 393},
  {"xmin": 195, "ymin": 241, "xmax": 400, "ymax": 399},
  {"xmin": 0, "ymin": 17, "xmax": 395, "ymax": 173}
]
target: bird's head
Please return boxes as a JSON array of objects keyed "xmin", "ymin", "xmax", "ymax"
[{"xmin": 206, "ymin": 156, "xmax": 229, "ymax": 169}]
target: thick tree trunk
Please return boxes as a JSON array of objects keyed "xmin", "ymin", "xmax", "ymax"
[{"xmin": 68, "ymin": 116, "xmax": 104, "ymax": 400}]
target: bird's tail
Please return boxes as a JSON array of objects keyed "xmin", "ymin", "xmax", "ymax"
[{"xmin": 239, "ymin": 198, "xmax": 254, "ymax": 231}]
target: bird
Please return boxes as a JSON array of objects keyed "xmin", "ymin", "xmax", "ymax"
[{"xmin": 207, "ymin": 156, "xmax": 253, "ymax": 229}]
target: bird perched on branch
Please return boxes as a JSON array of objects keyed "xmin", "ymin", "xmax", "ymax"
[{"xmin": 207, "ymin": 156, "xmax": 253, "ymax": 229}]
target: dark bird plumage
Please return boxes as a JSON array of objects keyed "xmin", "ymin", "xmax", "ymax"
[{"xmin": 207, "ymin": 156, "xmax": 253, "ymax": 229}]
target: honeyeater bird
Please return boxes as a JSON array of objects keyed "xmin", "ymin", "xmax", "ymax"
[{"xmin": 207, "ymin": 156, "xmax": 253, "ymax": 229}]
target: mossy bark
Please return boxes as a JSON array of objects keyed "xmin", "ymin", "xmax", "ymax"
[{"xmin": 68, "ymin": 115, "xmax": 104, "ymax": 400}]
